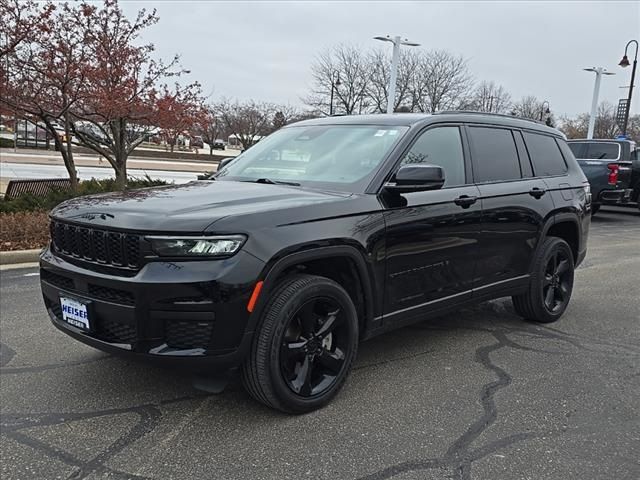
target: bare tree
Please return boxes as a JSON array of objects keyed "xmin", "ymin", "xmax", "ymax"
[
  {"xmin": 270, "ymin": 104, "xmax": 303, "ymax": 131},
  {"xmin": 463, "ymin": 81, "xmax": 512, "ymax": 113},
  {"xmin": 217, "ymin": 99, "xmax": 274, "ymax": 150},
  {"xmin": 511, "ymin": 95, "xmax": 543, "ymax": 119},
  {"xmin": 411, "ymin": 50, "xmax": 473, "ymax": 113},
  {"xmin": 559, "ymin": 101, "xmax": 636, "ymax": 140},
  {"xmin": 367, "ymin": 49, "xmax": 419, "ymax": 113},
  {"xmin": 304, "ymin": 44, "xmax": 370, "ymax": 115}
]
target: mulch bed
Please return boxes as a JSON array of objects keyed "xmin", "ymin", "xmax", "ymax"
[{"xmin": 0, "ymin": 211, "xmax": 50, "ymax": 251}]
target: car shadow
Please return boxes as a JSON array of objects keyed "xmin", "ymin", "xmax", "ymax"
[{"xmin": 17, "ymin": 299, "xmax": 528, "ymax": 410}]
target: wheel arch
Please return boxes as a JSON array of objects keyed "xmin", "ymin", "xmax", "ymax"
[
  {"xmin": 249, "ymin": 245, "xmax": 376, "ymax": 338},
  {"xmin": 540, "ymin": 213, "xmax": 581, "ymax": 264}
]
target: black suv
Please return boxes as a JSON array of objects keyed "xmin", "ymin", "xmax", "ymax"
[{"xmin": 40, "ymin": 112, "xmax": 591, "ymax": 413}]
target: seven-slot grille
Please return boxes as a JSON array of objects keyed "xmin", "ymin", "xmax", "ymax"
[{"xmin": 50, "ymin": 220, "xmax": 141, "ymax": 269}]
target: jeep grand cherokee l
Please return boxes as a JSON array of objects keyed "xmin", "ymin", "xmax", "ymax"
[{"xmin": 40, "ymin": 112, "xmax": 590, "ymax": 413}]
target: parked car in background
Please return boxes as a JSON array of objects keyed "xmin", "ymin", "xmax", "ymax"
[
  {"xmin": 567, "ymin": 139, "xmax": 635, "ymax": 214},
  {"xmin": 40, "ymin": 112, "xmax": 590, "ymax": 413},
  {"xmin": 212, "ymin": 139, "xmax": 226, "ymax": 150},
  {"xmin": 191, "ymin": 135, "xmax": 204, "ymax": 148}
]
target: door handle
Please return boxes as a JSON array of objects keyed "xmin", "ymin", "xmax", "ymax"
[
  {"xmin": 529, "ymin": 187, "xmax": 546, "ymax": 199},
  {"xmin": 454, "ymin": 195, "xmax": 477, "ymax": 208}
]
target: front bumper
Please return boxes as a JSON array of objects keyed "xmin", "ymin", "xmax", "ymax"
[{"xmin": 40, "ymin": 246, "xmax": 265, "ymax": 370}]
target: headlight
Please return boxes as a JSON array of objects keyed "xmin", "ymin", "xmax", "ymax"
[{"xmin": 146, "ymin": 235, "xmax": 246, "ymax": 257}]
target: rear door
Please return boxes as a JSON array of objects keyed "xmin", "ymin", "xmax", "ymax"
[
  {"xmin": 522, "ymin": 131, "xmax": 574, "ymax": 208},
  {"xmin": 467, "ymin": 125, "xmax": 554, "ymax": 293}
]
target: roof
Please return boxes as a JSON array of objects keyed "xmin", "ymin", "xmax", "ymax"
[{"xmin": 288, "ymin": 111, "xmax": 562, "ymax": 136}]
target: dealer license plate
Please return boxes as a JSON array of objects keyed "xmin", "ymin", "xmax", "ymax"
[{"xmin": 60, "ymin": 297, "xmax": 90, "ymax": 331}]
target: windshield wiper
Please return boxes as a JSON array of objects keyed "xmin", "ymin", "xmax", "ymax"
[{"xmin": 245, "ymin": 178, "xmax": 301, "ymax": 186}]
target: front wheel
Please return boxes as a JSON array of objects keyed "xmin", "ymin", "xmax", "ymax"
[
  {"xmin": 241, "ymin": 274, "xmax": 359, "ymax": 413},
  {"xmin": 512, "ymin": 237, "xmax": 575, "ymax": 323}
]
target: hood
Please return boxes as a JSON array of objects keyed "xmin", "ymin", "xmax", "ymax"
[{"xmin": 51, "ymin": 180, "xmax": 351, "ymax": 233}]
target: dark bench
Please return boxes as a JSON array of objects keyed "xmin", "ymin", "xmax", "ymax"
[{"xmin": 4, "ymin": 178, "xmax": 72, "ymax": 200}]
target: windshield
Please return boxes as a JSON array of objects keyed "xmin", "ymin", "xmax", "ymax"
[{"xmin": 215, "ymin": 125, "xmax": 409, "ymax": 191}]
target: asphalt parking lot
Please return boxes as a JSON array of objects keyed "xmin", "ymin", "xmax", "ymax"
[{"xmin": 1, "ymin": 206, "xmax": 639, "ymax": 480}]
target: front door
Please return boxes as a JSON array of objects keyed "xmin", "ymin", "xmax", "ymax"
[{"xmin": 382, "ymin": 125, "xmax": 482, "ymax": 324}]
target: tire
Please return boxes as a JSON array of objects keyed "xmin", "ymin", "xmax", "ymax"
[
  {"xmin": 591, "ymin": 204, "xmax": 600, "ymax": 215},
  {"xmin": 241, "ymin": 274, "xmax": 359, "ymax": 413},
  {"xmin": 512, "ymin": 237, "xmax": 575, "ymax": 323}
]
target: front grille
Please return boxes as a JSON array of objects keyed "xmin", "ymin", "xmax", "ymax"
[
  {"xmin": 97, "ymin": 318, "xmax": 137, "ymax": 344},
  {"xmin": 50, "ymin": 220, "xmax": 141, "ymax": 269},
  {"xmin": 166, "ymin": 320, "xmax": 214, "ymax": 350},
  {"xmin": 41, "ymin": 270, "xmax": 75, "ymax": 290},
  {"xmin": 88, "ymin": 284, "xmax": 135, "ymax": 306}
]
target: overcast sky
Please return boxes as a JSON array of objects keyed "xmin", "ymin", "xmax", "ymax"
[{"xmin": 122, "ymin": 1, "xmax": 640, "ymax": 117}]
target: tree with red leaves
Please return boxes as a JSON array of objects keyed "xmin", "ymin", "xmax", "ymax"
[
  {"xmin": 154, "ymin": 82, "xmax": 205, "ymax": 153},
  {"xmin": 0, "ymin": 0, "xmax": 55, "ymax": 59},
  {"xmin": 196, "ymin": 106, "xmax": 225, "ymax": 155},
  {"xmin": 70, "ymin": 0, "xmax": 189, "ymax": 189},
  {"xmin": 1, "ymin": 1, "xmax": 94, "ymax": 190}
]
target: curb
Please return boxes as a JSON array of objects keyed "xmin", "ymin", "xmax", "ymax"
[{"xmin": 0, "ymin": 249, "xmax": 42, "ymax": 265}]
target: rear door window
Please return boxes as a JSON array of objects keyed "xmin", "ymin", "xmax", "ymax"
[
  {"xmin": 523, "ymin": 132, "xmax": 567, "ymax": 176},
  {"xmin": 468, "ymin": 127, "xmax": 521, "ymax": 182}
]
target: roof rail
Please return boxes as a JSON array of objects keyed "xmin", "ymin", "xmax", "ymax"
[{"xmin": 434, "ymin": 110, "xmax": 546, "ymax": 125}]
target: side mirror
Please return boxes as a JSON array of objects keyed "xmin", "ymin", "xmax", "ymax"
[
  {"xmin": 384, "ymin": 164, "xmax": 445, "ymax": 194},
  {"xmin": 218, "ymin": 157, "xmax": 235, "ymax": 170}
]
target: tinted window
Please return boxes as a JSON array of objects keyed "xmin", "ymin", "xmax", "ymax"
[
  {"xmin": 567, "ymin": 142, "xmax": 585, "ymax": 158},
  {"xmin": 586, "ymin": 142, "xmax": 620, "ymax": 160},
  {"xmin": 468, "ymin": 127, "xmax": 521, "ymax": 182},
  {"xmin": 400, "ymin": 126, "xmax": 465, "ymax": 186},
  {"xmin": 523, "ymin": 133, "xmax": 567, "ymax": 176},
  {"xmin": 514, "ymin": 131, "xmax": 534, "ymax": 177},
  {"xmin": 568, "ymin": 141, "xmax": 620, "ymax": 160}
]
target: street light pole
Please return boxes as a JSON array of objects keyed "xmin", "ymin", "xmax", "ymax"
[
  {"xmin": 373, "ymin": 35, "xmax": 420, "ymax": 114},
  {"xmin": 619, "ymin": 39, "xmax": 638, "ymax": 137},
  {"xmin": 329, "ymin": 71, "xmax": 341, "ymax": 116},
  {"xmin": 584, "ymin": 67, "xmax": 615, "ymax": 139}
]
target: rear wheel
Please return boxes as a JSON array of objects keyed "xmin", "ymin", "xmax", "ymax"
[
  {"xmin": 241, "ymin": 274, "xmax": 359, "ymax": 413},
  {"xmin": 512, "ymin": 237, "xmax": 575, "ymax": 323}
]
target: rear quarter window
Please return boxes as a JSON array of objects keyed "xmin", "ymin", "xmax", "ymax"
[{"xmin": 523, "ymin": 133, "xmax": 567, "ymax": 176}]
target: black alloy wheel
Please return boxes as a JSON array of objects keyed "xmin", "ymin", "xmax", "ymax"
[
  {"xmin": 279, "ymin": 297, "xmax": 348, "ymax": 397},
  {"xmin": 242, "ymin": 274, "xmax": 358, "ymax": 413},
  {"xmin": 512, "ymin": 237, "xmax": 575, "ymax": 323},
  {"xmin": 542, "ymin": 249, "xmax": 572, "ymax": 314}
]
